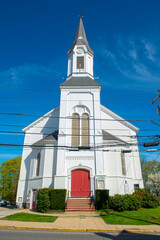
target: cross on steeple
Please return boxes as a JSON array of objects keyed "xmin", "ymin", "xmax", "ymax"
[{"xmin": 78, "ymin": 11, "xmax": 84, "ymax": 18}]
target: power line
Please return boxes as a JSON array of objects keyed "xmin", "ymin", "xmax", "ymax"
[
  {"xmin": 0, "ymin": 96, "xmax": 153, "ymax": 102},
  {"xmin": 0, "ymin": 87, "xmax": 157, "ymax": 93},
  {"xmin": 0, "ymin": 130, "xmax": 159, "ymax": 139},
  {"xmin": 0, "ymin": 143, "xmax": 159, "ymax": 152},
  {"xmin": 0, "ymin": 124, "xmax": 159, "ymax": 131},
  {"xmin": 0, "ymin": 111, "xmax": 159, "ymax": 122},
  {"xmin": 0, "ymin": 142, "xmax": 139, "ymax": 149}
]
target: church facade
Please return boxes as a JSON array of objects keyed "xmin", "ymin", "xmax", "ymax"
[{"xmin": 16, "ymin": 18, "xmax": 143, "ymax": 209}]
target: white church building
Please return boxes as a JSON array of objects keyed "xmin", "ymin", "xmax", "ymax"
[{"xmin": 17, "ymin": 17, "xmax": 143, "ymax": 209}]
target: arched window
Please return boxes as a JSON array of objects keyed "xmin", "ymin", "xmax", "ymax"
[
  {"xmin": 82, "ymin": 113, "xmax": 89, "ymax": 146},
  {"xmin": 36, "ymin": 152, "xmax": 40, "ymax": 176},
  {"xmin": 72, "ymin": 113, "xmax": 80, "ymax": 147}
]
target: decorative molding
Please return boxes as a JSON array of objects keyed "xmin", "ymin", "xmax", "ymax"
[
  {"xmin": 66, "ymin": 157, "xmax": 94, "ymax": 161},
  {"xmin": 67, "ymin": 164, "xmax": 93, "ymax": 176}
]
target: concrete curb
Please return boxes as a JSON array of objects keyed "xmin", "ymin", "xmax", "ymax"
[{"xmin": 0, "ymin": 225, "xmax": 160, "ymax": 233}]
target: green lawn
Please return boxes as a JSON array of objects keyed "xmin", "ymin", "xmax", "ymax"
[
  {"xmin": 3, "ymin": 213, "xmax": 58, "ymax": 222},
  {"xmin": 100, "ymin": 207, "xmax": 160, "ymax": 225}
]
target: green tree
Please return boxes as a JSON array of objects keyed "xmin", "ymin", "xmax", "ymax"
[
  {"xmin": 146, "ymin": 172, "xmax": 160, "ymax": 196},
  {"xmin": 140, "ymin": 158, "xmax": 160, "ymax": 184},
  {"xmin": 0, "ymin": 156, "xmax": 21, "ymax": 204}
]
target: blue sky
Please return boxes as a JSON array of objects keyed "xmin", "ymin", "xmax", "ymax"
[{"xmin": 0, "ymin": 0, "xmax": 160, "ymax": 163}]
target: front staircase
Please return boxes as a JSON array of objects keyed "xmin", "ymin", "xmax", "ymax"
[{"xmin": 65, "ymin": 198, "xmax": 95, "ymax": 212}]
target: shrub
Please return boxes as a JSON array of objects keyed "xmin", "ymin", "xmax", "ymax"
[
  {"xmin": 109, "ymin": 194, "xmax": 141, "ymax": 212},
  {"xmin": 134, "ymin": 188, "xmax": 159, "ymax": 208},
  {"xmin": 37, "ymin": 188, "xmax": 67, "ymax": 212},
  {"xmin": 95, "ymin": 189, "xmax": 109, "ymax": 210},
  {"xmin": 50, "ymin": 189, "xmax": 67, "ymax": 210},
  {"xmin": 37, "ymin": 188, "xmax": 51, "ymax": 213}
]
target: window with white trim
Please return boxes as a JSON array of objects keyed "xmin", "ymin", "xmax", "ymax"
[
  {"xmin": 71, "ymin": 112, "xmax": 89, "ymax": 147},
  {"xmin": 72, "ymin": 113, "xmax": 80, "ymax": 147},
  {"xmin": 121, "ymin": 151, "xmax": 126, "ymax": 176},
  {"xmin": 82, "ymin": 113, "xmax": 89, "ymax": 146},
  {"xmin": 77, "ymin": 56, "xmax": 84, "ymax": 69},
  {"xmin": 36, "ymin": 152, "xmax": 40, "ymax": 176}
]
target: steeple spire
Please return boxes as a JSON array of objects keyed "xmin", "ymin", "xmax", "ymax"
[
  {"xmin": 74, "ymin": 17, "xmax": 88, "ymax": 43},
  {"xmin": 68, "ymin": 17, "xmax": 93, "ymax": 56},
  {"xmin": 67, "ymin": 16, "xmax": 94, "ymax": 79}
]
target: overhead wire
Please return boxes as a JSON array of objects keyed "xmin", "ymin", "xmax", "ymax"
[
  {"xmin": 0, "ymin": 124, "xmax": 159, "ymax": 132},
  {"xmin": 0, "ymin": 96, "xmax": 153, "ymax": 102},
  {"xmin": 0, "ymin": 87, "xmax": 158, "ymax": 92},
  {"xmin": 0, "ymin": 130, "xmax": 159, "ymax": 140},
  {"xmin": 0, "ymin": 111, "xmax": 159, "ymax": 122}
]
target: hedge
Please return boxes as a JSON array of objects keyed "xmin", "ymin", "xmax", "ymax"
[
  {"xmin": 37, "ymin": 188, "xmax": 51, "ymax": 213},
  {"xmin": 109, "ymin": 194, "xmax": 141, "ymax": 212},
  {"xmin": 133, "ymin": 188, "xmax": 159, "ymax": 209},
  {"xmin": 108, "ymin": 189, "xmax": 159, "ymax": 212},
  {"xmin": 95, "ymin": 189, "xmax": 109, "ymax": 210},
  {"xmin": 37, "ymin": 188, "xmax": 67, "ymax": 213},
  {"xmin": 50, "ymin": 189, "xmax": 67, "ymax": 210}
]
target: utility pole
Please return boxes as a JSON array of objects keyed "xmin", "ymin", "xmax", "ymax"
[
  {"xmin": 151, "ymin": 90, "xmax": 160, "ymax": 115},
  {"xmin": 151, "ymin": 90, "xmax": 160, "ymax": 104}
]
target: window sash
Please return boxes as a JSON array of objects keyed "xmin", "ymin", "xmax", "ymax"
[
  {"xmin": 82, "ymin": 113, "xmax": 89, "ymax": 146},
  {"xmin": 36, "ymin": 153, "xmax": 40, "ymax": 176},
  {"xmin": 121, "ymin": 152, "xmax": 126, "ymax": 176},
  {"xmin": 72, "ymin": 114, "xmax": 80, "ymax": 147}
]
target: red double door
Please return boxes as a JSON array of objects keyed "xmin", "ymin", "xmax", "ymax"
[{"xmin": 71, "ymin": 169, "xmax": 90, "ymax": 197}]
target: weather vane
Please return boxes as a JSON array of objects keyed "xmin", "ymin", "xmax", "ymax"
[{"xmin": 78, "ymin": 11, "xmax": 84, "ymax": 18}]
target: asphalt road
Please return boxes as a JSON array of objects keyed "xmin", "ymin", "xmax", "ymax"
[{"xmin": 0, "ymin": 229, "xmax": 160, "ymax": 240}]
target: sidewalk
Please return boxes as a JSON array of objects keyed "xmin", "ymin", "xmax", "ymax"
[{"xmin": 0, "ymin": 209, "xmax": 160, "ymax": 233}]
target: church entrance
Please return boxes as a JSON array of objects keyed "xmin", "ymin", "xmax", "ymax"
[
  {"xmin": 71, "ymin": 169, "xmax": 90, "ymax": 197},
  {"xmin": 32, "ymin": 190, "xmax": 37, "ymax": 210}
]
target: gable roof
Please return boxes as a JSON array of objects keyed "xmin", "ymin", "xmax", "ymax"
[
  {"xmin": 102, "ymin": 130, "xmax": 128, "ymax": 145},
  {"xmin": 31, "ymin": 130, "xmax": 58, "ymax": 147},
  {"xmin": 101, "ymin": 104, "xmax": 139, "ymax": 133},
  {"xmin": 23, "ymin": 106, "xmax": 59, "ymax": 133},
  {"xmin": 60, "ymin": 76, "xmax": 101, "ymax": 87}
]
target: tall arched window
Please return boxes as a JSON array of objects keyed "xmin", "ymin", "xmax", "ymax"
[
  {"xmin": 82, "ymin": 113, "xmax": 89, "ymax": 146},
  {"xmin": 72, "ymin": 113, "xmax": 80, "ymax": 147},
  {"xmin": 121, "ymin": 151, "xmax": 126, "ymax": 176},
  {"xmin": 36, "ymin": 152, "xmax": 40, "ymax": 176}
]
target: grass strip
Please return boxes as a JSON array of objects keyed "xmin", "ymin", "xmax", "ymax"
[
  {"xmin": 3, "ymin": 212, "xmax": 58, "ymax": 222},
  {"xmin": 100, "ymin": 207, "xmax": 160, "ymax": 225}
]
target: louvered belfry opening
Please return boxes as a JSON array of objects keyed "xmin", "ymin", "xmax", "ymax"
[
  {"xmin": 82, "ymin": 113, "xmax": 89, "ymax": 146},
  {"xmin": 77, "ymin": 56, "xmax": 84, "ymax": 69},
  {"xmin": 72, "ymin": 113, "xmax": 80, "ymax": 147}
]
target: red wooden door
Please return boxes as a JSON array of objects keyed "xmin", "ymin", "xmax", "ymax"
[
  {"xmin": 71, "ymin": 169, "xmax": 90, "ymax": 197},
  {"xmin": 32, "ymin": 191, "xmax": 37, "ymax": 210}
]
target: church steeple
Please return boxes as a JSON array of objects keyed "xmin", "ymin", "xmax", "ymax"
[
  {"xmin": 67, "ymin": 17, "xmax": 94, "ymax": 79},
  {"xmin": 68, "ymin": 17, "xmax": 93, "ymax": 56}
]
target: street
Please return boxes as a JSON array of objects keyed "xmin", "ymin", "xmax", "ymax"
[{"xmin": 0, "ymin": 229, "xmax": 160, "ymax": 240}]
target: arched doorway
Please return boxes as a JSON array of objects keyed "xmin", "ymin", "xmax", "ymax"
[{"xmin": 71, "ymin": 169, "xmax": 90, "ymax": 197}]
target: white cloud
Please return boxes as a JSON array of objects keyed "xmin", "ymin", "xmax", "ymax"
[
  {"xmin": 142, "ymin": 40, "xmax": 156, "ymax": 62},
  {"xmin": 0, "ymin": 63, "xmax": 62, "ymax": 87},
  {"xmin": 99, "ymin": 35, "xmax": 160, "ymax": 85}
]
